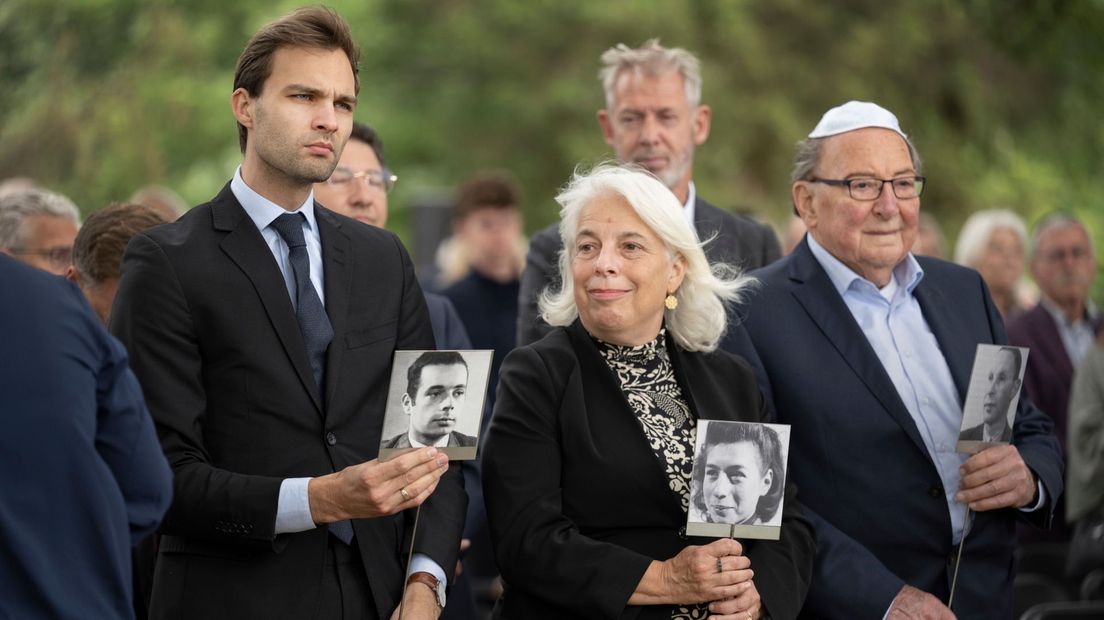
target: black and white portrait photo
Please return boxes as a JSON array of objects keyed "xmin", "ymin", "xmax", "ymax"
[
  {"xmin": 957, "ymin": 344, "xmax": 1029, "ymax": 453},
  {"xmin": 378, "ymin": 350, "xmax": 493, "ymax": 460},
  {"xmin": 686, "ymin": 420, "xmax": 790, "ymax": 541}
]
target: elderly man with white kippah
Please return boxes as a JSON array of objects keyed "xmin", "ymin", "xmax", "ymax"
[{"xmin": 738, "ymin": 101, "xmax": 1063, "ymax": 618}]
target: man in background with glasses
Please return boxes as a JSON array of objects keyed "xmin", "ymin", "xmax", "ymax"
[
  {"xmin": 740, "ymin": 101, "xmax": 1062, "ymax": 618},
  {"xmin": 313, "ymin": 121, "xmax": 396, "ymax": 228},
  {"xmin": 0, "ymin": 187, "xmax": 80, "ymax": 276}
]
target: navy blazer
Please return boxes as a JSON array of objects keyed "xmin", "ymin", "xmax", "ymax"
[
  {"xmin": 516, "ymin": 196, "xmax": 781, "ymax": 347},
  {"xmin": 741, "ymin": 239, "xmax": 1063, "ymax": 619},
  {"xmin": 0, "ymin": 256, "xmax": 172, "ymax": 619}
]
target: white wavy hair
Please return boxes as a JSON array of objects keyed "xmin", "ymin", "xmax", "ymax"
[
  {"xmin": 953, "ymin": 209, "xmax": 1027, "ymax": 267},
  {"xmin": 539, "ymin": 163, "xmax": 754, "ymax": 352}
]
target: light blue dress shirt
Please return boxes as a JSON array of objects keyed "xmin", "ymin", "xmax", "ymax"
[
  {"xmin": 1040, "ymin": 296, "xmax": 1099, "ymax": 367},
  {"xmin": 231, "ymin": 168, "xmax": 446, "ymax": 589},
  {"xmin": 806, "ymin": 235, "xmax": 972, "ymax": 544}
]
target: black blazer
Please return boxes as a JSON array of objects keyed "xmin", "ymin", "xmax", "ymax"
[
  {"xmin": 482, "ymin": 321, "xmax": 814, "ymax": 620},
  {"xmin": 516, "ymin": 196, "xmax": 781, "ymax": 347},
  {"xmin": 741, "ymin": 239, "xmax": 1063, "ymax": 618},
  {"xmin": 111, "ymin": 183, "xmax": 466, "ymax": 619}
]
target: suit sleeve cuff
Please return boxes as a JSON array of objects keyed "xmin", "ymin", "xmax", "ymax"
[
  {"xmin": 1018, "ymin": 478, "xmax": 1047, "ymax": 513},
  {"xmin": 275, "ymin": 477, "xmax": 317, "ymax": 534},
  {"xmin": 409, "ymin": 555, "xmax": 449, "ymax": 599}
]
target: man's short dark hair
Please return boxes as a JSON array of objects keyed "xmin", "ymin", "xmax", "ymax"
[
  {"xmin": 453, "ymin": 172, "xmax": 522, "ymax": 221},
  {"xmin": 997, "ymin": 346, "xmax": 1022, "ymax": 371},
  {"xmin": 73, "ymin": 203, "xmax": 166, "ymax": 286},
  {"xmin": 233, "ymin": 6, "xmax": 361, "ymax": 152},
  {"xmin": 405, "ymin": 351, "xmax": 468, "ymax": 400},
  {"xmin": 350, "ymin": 122, "xmax": 387, "ymax": 168}
]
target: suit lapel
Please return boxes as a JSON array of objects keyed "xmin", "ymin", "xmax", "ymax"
[
  {"xmin": 213, "ymin": 185, "xmax": 323, "ymax": 414},
  {"xmin": 567, "ymin": 322, "xmax": 688, "ymax": 517},
  {"xmin": 787, "ymin": 241, "xmax": 929, "ymax": 454},
  {"xmin": 317, "ymin": 206, "xmax": 351, "ymax": 411},
  {"xmin": 913, "ymin": 268, "xmax": 972, "ymax": 402}
]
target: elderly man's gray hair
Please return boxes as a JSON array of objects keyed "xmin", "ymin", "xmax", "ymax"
[
  {"xmin": 0, "ymin": 188, "xmax": 80, "ymax": 250},
  {"xmin": 599, "ymin": 39, "xmax": 703, "ymax": 109}
]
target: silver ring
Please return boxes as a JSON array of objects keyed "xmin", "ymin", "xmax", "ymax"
[
  {"xmin": 716, "ymin": 557, "xmax": 723, "ymax": 574},
  {"xmin": 399, "ymin": 487, "xmax": 411, "ymax": 501}
]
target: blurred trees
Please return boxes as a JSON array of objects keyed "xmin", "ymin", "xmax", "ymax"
[{"xmin": 1, "ymin": 0, "xmax": 1101, "ymax": 299}]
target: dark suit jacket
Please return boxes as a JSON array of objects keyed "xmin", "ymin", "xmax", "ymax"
[
  {"xmin": 1007, "ymin": 302, "xmax": 1104, "ymax": 452},
  {"xmin": 425, "ymin": 291, "xmax": 471, "ymax": 351},
  {"xmin": 110, "ymin": 183, "xmax": 466, "ymax": 619},
  {"xmin": 482, "ymin": 321, "xmax": 814, "ymax": 620},
  {"xmin": 516, "ymin": 196, "xmax": 781, "ymax": 346},
  {"xmin": 0, "ymin": 256, "xmax": 172, "ymax": 619},
  {"xmin": 741, "ymin": 239, "xmax": 1064, "ymax": 619},
  {"xmin": 959, "ymin": 422, "xmax": 1013, "ymax": 443},
  {"xmin": 383, "ymin": 431, "xmax": 477, "ymax": 449}
]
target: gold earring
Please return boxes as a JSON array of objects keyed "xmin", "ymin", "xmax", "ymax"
[{"xmin": 664, "ymin": 294, "xmax": 678, "ymax": 310}]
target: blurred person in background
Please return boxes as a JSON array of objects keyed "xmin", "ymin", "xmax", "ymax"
[
  {"xmin": 0, "ymin": 187, "xmax": 80, "ymax": 276},
  {"xmin": 1009, "ymin": 212, "xmax": 1100, "ymax": 543},
  {"xmin": 67, "ymin": 202, "xmax": 167, "ymax": 325},
  {"xmin": 0, "ymin": 254, "xmax": 173, "ymax": 620},
  {"xmin": 129, "ymin": 185, "xmax": 187, "ymax": 223},
  {"xmin": 517, "ymin": 39, "xmax": 781, "ymax": 347},
  {"xmin": 953, "ymin": 208, "xmax": 1029, "ymax": 319},
  {"xmin": 1066, "ymin": 330, "xmax": 1104, "ymax": 577},
  {"xmin": 912, "ymin": 211, "xmax": 946, "ymax": 259}
]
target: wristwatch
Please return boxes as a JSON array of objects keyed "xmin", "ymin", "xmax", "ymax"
[{"xmin": 407, "ymin": 571, "xmax": 446, "ymax": 609}]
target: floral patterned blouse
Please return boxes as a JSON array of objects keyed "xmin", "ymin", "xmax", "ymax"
[{"xmin": 595, "ymin": 330, "xmax": 708, "ymax": 620}]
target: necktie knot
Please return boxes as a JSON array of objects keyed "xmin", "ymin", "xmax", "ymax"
[{"xmin": 271, "ymin": 212, "xmax": 307, "ymax": 249}]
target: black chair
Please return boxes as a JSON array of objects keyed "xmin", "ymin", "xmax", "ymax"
[
  {"xmin": 1015, "ymin": 573, "xmax": 1072, "ymax": 619},
  {"xmin": 1018, "ymin": 542, "xmax": 1080, "ymax": 599},
  {"xmin": 1020, "ymin": 600, "xmax": 1104, "ymax": 619},
  {"xmin": 1081, "ymin": 569, "xmax": 1104, "ymax": 601}
]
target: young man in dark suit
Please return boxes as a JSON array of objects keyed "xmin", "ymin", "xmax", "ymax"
[
  {"xmin": 111, "ymin": 7, "xmax": 464, "ymax": 619},
  {"xmin": 516, "ymin": 39, "xmax": 781, "ymax": 347}
]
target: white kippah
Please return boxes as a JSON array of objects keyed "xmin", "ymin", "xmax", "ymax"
[{"xmin": 808, "ymin": 100, "xmax": 907, "ymax": 140}]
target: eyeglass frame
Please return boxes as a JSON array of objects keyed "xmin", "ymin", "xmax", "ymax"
[
  {"xmin": 326, "ymin": 166, "xmax": 398, "ymax": 193},
  {"xmin": 808, "ymin": 176, "xmax": 926, "ymax": 201},
  {"xmin": 9, "ymin": 245, "xmax": 73, "ymax": 267}
]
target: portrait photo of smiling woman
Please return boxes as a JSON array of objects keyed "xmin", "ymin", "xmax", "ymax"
[{"xmin": 687, "ymin": 420, "xmax": 790, "ymax": 540}]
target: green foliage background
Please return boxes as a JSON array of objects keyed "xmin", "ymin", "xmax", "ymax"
[{"xmin": 2, "ymin": 0, "xmax": 1101, "ymax": 301}]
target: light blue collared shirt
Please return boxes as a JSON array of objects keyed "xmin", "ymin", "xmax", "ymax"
[
  {"xmin": 807, "ymin": 235, "xmax": 971, "ymax": 543},
  {"xmin": 231, "ymin": 168, "xmax": 446, "ymax": 590},
  {"xmin": 1040, "ymin": 296, "xmax": 1099, "ymax": 368}
]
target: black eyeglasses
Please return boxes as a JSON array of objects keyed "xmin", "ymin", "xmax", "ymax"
[
  {"xmin": 809, "ymin": 176, "xmax": 926, "ymax": 201},
  {"xmin": 327, "ymin": 166, "xmax": 397, "ymax": 193}
]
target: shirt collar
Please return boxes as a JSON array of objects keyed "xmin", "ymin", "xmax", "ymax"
[
  {"xmin": 231, "ymin": 166, "xmax": 319, "ymax": 234},
  {"xmin": 1038, "ymin": 294, "xmax": 1099, "ymax": 326},
  {"xmin": 682, "ymin": 181, "xmax": 697, "ymax": 228},
  {"xmin": 806, "ymin": 233, "xmax": 924, "ymax": 300}
]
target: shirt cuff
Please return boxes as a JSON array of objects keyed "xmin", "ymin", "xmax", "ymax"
[
  {"xmin": 275, "ymin": 477, "xmax": 317, "ymax": 534},
  {"xmin": 409, "ymin": 554, "xmax": 449, "ymax": 599},
  {"xmin": 1018, "ymin": 478, "xmax": 1047, "ymax": 513}
]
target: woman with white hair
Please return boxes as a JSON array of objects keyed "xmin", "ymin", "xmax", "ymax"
[
  {"xmin": 482, "ymin": 164, "xmax": 813, "ymax": 620},
  {"xmin": 953, "ymin": 209, "xmax": 1029, "ymax": 319}
]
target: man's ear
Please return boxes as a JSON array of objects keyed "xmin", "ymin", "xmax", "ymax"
[
  {"xmin": 400, "ymin": 393, "xmax": 414, "ymax": 413},
  {"xmin": 597, "ymin": 109, "xmax": 615, "ymax": 148},
  {"xmin": 231, "ymin": 88, "xmax": 254, "ymax": 131},
  {"xmin": 692, "ymin": 104, "xmax": 711, "ymax": 146},
  {"xmin": 760, "ymin": 469, "xmax": 774, "ymax": 497},
  {"xmin": 792, "ymin": 182, "xmax": 817, "ymax": 229},
  {"xmin": 65, "ymin": 265, "xmax": 79, "ymax": 284}
]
